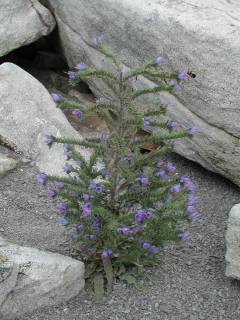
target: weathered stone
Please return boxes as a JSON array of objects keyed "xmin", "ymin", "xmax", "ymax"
[
  {"xmin": 0, "ymin": 63, "xmax": 90, "ymax": 176},
  {"xmin": 0, "ymin": 0, "xmax": 55, "ymax": 57},
  {"xmin": 0, "ymin": 154, "xmax": 18, "ymax": 177},
  {"xmin": 225, "ymin": 204, "xmax": 240, "ymax": 280},
  {"xmin": 41, "ymin": 0, "xmax": 240, "ymax": 186},
  {"xmin": 0, "ymin": 236, "xmax": 84, "ymax": 320}
]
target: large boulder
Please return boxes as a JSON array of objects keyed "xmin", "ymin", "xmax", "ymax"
[
  {"xmin": 41, "ymin": 0, "xmax": 240, "ymax": 186},
  {"xmin": 226, "ymin": 204, "xmax": 240, "ymax": 280},
  {"xmin": 0, "ymin": 63, "xmax": 89, "ymax": 176},
  {"xmin": 0, "ymin": 236, "xmax": 84, "ymax": 320},
  {"xmin": 0, "ymin": 0, "xmax": 55, "ymax": 57}
]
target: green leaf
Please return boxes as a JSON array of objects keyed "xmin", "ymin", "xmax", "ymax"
[
  {"xmin": 103, "ymin": 257, "xmax": 114, "ymax": 294},
  {"xmin": 120, "ymin": 273, "xmax": 145, "ymax": 291}
]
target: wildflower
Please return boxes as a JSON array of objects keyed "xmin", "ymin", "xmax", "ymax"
[
  {"xmin": 155, "ymin": 160, "xmax": 164, "ymax": 168},
  {"xmin": 186, "ymin": 205, "xmax": 195, "ymax": 213},
  {"xmin": 187, "ymin": 194, "xmax": 196, "ymax": 206},
  {"xmin": 117, "ymin": 227, "xmax": 130, "ymax": 234},
  {"xmin": 178, "ymin": 230, "xmax": 189, "ymax": 241},
  {"xmin": 63, "ymin": 163, "xmax": 72, "ymax": 173},
  {"xmin": 51, "ymin": 93, "xmax": 61, "ymax": 102},
  {"xmin": 85, "ymin": 234, "xmax": 97, "ymax": 241},
  {"xmin": 95, "ymin": 186, "xmax": 103, "ymax": 193},
  {"xmin": 167, "ymin": 120, "xmax": 177, "ymax": 129},
  {"xmin": 187, "ymin": 127, "xmax": 198, "ymax": 136},
  {"xmin": 92, "ymin": 35, "xmax": 103, "ymax": 46},
  {"xmin": 44, "ymin": 134, "xmax": 54, "ymax": 146},
  {"xmin": 170, "ymin": 184, "xmax": 181, "ymax": 195},
  {"xmin": 51, "ymin": 181, "xmax": 64, "ymax": 189},
  {"xmin": 64, "ymin": 149, "xmax": 72, "ymax": 158},
  {"xmin": 36, "ymin": 174, "xmax": 47, "ymax": 185},
  {"xmin": 154, "ymin": 170, "xmax": 166, "ymax": 179},
  {"xmin": 155, "ymin": 56, "xmax": 164, "ymax": 65},
  {"xmin": 56, "ymin": 203, "xmax": 68, "ymax": 213},
  {"xmin": 186, "ymin": 183, "xmax": 195, "ymax": 192},
  {"xmin": 67, "ymin": 71, "xmax": 77, "ymax": 81},
  {"xmin": 81, "ymin": 202, "xmax": 92, "ymax": 217},
  {"xmin": 180, "ymin": 177, "xmax": 191, "ymax": 185},
  {"xmin": 143, "ymin": 118, "xmax": 151, "ymax": 127},
  {"xmin": 101, "ymin": 248, "xmax": 112, "ymax": 260},
  {"xmin": 88, "ymin": 180, "xmax": 97, "ymax": 191},
  {"xmin": 148, "ymin": 246, "xmax": 158, "ymax": 253},
  {"xmin": 176, "ymin": 71, "xmax": 187, "ymax": 80},
  {"xmin": 134, "ymin": 209, "xmax": 153, "ymax": 224},
  {"xmin": 137, "ymin": 175, "xmax": 149, "ymax": 187},
  {"xmin": 72, "ymin": 224, "xmax": 84, "ymax": 230},
  {"xmin": 123, "ymin": 153, "xmax": 133, "ymax": 163},
  {"xmin": 166, "ymin": 162, "xmax": 176, "ymax": 173},
  {"xmin": 71, "ymin": 232, "xmax": 79, "ymax": 241},
  {"xmin": 91, "ymin": 216, "xmax": 99, "ymax": 232},
  {"xmin": 141, "ymin": 241, "xmax": 158, "ymax": 253},
  {"xmin": 47, "ymin": 189, "xmax": 56, "ymax": 197},
  {"xmin": 82, "ymin": 194, "xmax": 94, "ymax": 201},
  {"xmin": 71, "ymin": 109, "xmax": 82, "ymax": 117},
  {"xmin": 130, "ymin": 226, "xmax": 141, "ymax": 235},
  {"xmin": 75, "ymin": 63, "xmax": 86, "ymax": 70},
  {"xmin": 58, "ymin": 216, "xmax": 69, "ymax": 225}
]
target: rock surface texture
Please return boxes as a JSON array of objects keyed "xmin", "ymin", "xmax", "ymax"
[
  {"xmin": 0, "ymin": 63, "xmax": 88, "ymax": 176},
  {"xmin": 0, "ymin": 0, "xmax": 55, "ymax": 57},
  {"xmin": 0, "ymin": 154, "xmax": 18, "ymax": 177},
  {"xmin": 41, "ymin": 0, "xmax": 240, "ymax": 186},
  {"xmin": 0, "ymin": 236, "xmax": 84, "ymax": 320},
  {"xmin": 226, "ymin": 203, "xmax": 240, "ymax": 280}
]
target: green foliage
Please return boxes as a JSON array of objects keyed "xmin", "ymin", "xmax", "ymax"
[{"xmin": 40, "ymin": 42, "xmax": 198, "ymax": 294}]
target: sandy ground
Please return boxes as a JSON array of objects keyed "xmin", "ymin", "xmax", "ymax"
[{"xmin": 0, "ymin": 144, "xmax": 240, "ymax": 320}]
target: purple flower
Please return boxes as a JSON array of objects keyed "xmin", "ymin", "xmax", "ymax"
[
  {"xmin": 142, "ymin": 242, "xmax": 151, "ymax": 250},
  {"xmin": 176, "ymin": 71, "xmax": 187, "ymax": 80},
  {"xmin": 187, "ymin": 194, "xmax": 196, "ymax": 206},
  {"xmin": 63, "ymin": 163, "xmax": 72, "ymax": 173},
  {"xmin": 56, "ymin": 203, "xmax": 68, "ymax": 213},
  {"xmin": 88, "ymin": 180, "xmax": 97, "ymax": 191},
  {"xmin": 58, "ymin": 216, "xmax": 69, "ymax": 226},
  {"xmin": 178, "ymin": 231, "xmax": 189, "ymax": 241},
  {"xmin": 51, "ymin": 93, "xmax": 61, "ymax": 102},
  {"xmin": 91, "ymin": 216, "xmax": 99, "ymax": 232},
  {"xmin": 155, "ymin": 160, "xmax": 164, "ymax": 168},
  {"xmin": 101, "ymin": 248, "xmax": 112, "ymax": 260},
  {"xmin": 95, "ymin": 186, "xmax": 103, "ymax": 193},
  {"xmin": 71, "ymin": 232, "xmax": 79, "ymax": 241},
  {"xmin": 186, "ymin": 205, "xmax": 195, "ymax": 213},
  {"xmin": 75, "ymin": 63, "xmax": 86, "ymax": 70},
  {"xmin": 100, "ymin": 168, "xmax": 108, "ymax": 178},
  {"xmin": 51, "ymin": 181, "xmax": 64, "ymax": 189},
  {"xmin": 36, "ymin": 174, "xmax": 47, "ymax": 185},
  {"xmin": 44, "ymin": 134, "xmax": 54, "ymax": 146},
  {"xmin": 137, "ymin": 175, "xmax": 149, "ymax": 187},
  {"xmin": 130, "ymin": 226, "xmax": 141, "ymax": 235},
  {"xmin": 67, "ymin": 71, "xmax": 77, "ymax": 81},
  {"xmin": 154, "ymin": 170, "xmax": 166, "ymax": 179},
  {"xmin": 72, "ymin": 224, "xmax": 84, "ymax": 230},
  {"xmin": 143, "ymin": 118, "xmax": 151, "ymax": 127},
  {"xmin": 141, "ymin": 241, "xmax": 158, "ymax": 254},
  {"xmin": 167, "ymin": 120, "xmax": 177, "ymax": 129},
  {"xmin": 155, "ymin": 56, "xmax": 164, "ymax": 65},
  {"xmin": 187, "ymin": 127, "xmax": 198, "ymax": 136},
  {"xmin": 47, "ymin": 189, "xmax": 56, "ymax": 197},
  {"xmin": 82, "ymin": 194, "xmax": 94, "ymax": 201},
  {"xmin": 88, "ymin": 249, "xmax": 97, "ymax": 257},
  {"xmin": 92, "ymin": 35, "xmax": 103, "ymax": 46},
  {"xmin": 123, "ymin": 153, "xmax": 133, "ymax": 163},
  {"xmin": 71, "ymin": 109, "xmax": 82, "ymax": 117},
  {"xmin": 148, "ymin": 246, "xmax": 158, "ymax": 254},
  {"xmin": 134, "ymin": 209, "xmax": 153, "ymax": 224},
  {"xmin": 64, "ymin": 148, "xmax": 72, "ymax": 158},
  {"xmin": 180, "ymin": 177, "xmax": 191, "ymax": 185},
  {"xmin": 170, "ymin": 184, "xmax": 181, "ymax": 195},
  {"xmin": 85, "ymin": 234, "xmax": 97, "ymax": 241},
  {"xmin": 186, "ymin": 183, "xmax": 195, "ymax": 192},
  {"xmin": 100, "ymin": 132, "xmax": 108, "ymax": 140},
  {"xmin": 166, "ymin": 162, "xmax": 176, "ymax": 173},
  {"xmin": 81, "ymin": 202, "xmax": 92, "ymax": 217},
  {"xmin": 117, "ymin": 227, "xmax": 130, "ymax": 234}
]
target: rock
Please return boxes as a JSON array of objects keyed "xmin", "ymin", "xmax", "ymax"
[
  {"xmin": 41, "ymin": 0, "xmax": 240, "ymax": 186},
  {"xmin": 0, "ymin": 154, "xmax": 18, "ymax": 177},
  {"xmin": 0, "ymin": 0, "xmax": 55, "ymax": 57},
  {"xmin": 0, "ymin": 236, "xmax": 84, "ymax": 320},
  {"xmin": 0, "ymin": 63, "xmax": 89, "ymax": 176},
  {"xmin": 226, "ymin": 204, "xmax": 240, "ymax": 280}
]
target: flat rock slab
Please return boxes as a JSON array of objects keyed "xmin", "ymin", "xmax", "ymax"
[
  {"xmin": 0, "ymin": 154, "xmax": 18, "ymax": 177},
  {"xmin": 0, "ymin": 236, "xmax": 84, "ymax": 320},
  {"xmin": 226, "ymin": 203, "xmax": 240, "ymax": 280},
  {"xmin": 0, "ymin": 63, "xmax": 89, "ymax": 176},
  {"xmin": 0, "ymin": 0, "xmax": 55, "ymax": 57},
  {"xmin": 41, "ymin": 0, "xmax": 240, "ymax": 186}
]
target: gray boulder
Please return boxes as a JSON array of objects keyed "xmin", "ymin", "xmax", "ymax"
[
  {"xmin": 41, "ymin": 0, "xmax": 240, "ymax": 186},
  {"xmin": 0, "ymin": 0, "xmax": 55, "ymax": 57},
  {"xmin": 0, "ymin": 63, "xmax": 89, "ymax": 176},
  {"xmin": 226, "ymin": 204, "xmax": 240, "ymax": 280},
  {"xmin": 0, "ymin": 236, "xmax": 84, "ymax": 320},
  {"xmin": 0, "ymin": 154, "xmax": 18, "ymax": 177}
]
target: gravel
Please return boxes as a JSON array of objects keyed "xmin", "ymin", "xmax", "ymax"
[{"xmin": 0, "ymin": 145, "xmax": 240, "ymax": 320}]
